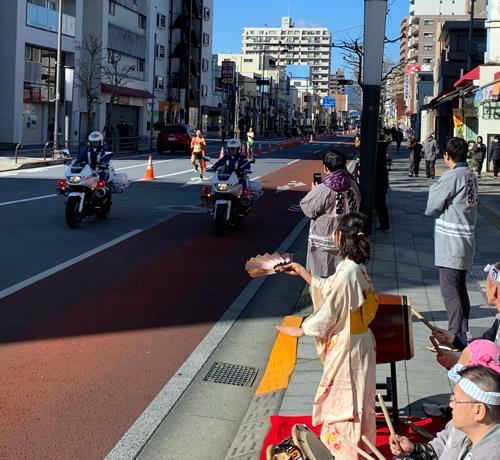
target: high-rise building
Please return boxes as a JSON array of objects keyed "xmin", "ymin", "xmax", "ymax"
[
  {"xmin": 329, "ymin": 68, "xmax": 346, "ymax": 95},
  {"xmin": 242, "ymin": 17, "xmax": 331, "ymax": 96},
  {"xmin": 0, "ymin": 0, "xmax": 83, "ymax": 147},
  {"xmin": 396, "ymin": 17, "xmax": 409, "ymax": 121}
]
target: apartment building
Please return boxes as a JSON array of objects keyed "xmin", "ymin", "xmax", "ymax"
[
  {"xmin": 242, "ymin": 17, "xmax": 331, "ymax": 96},
  {"xmin": 0, "ymin": 0, "xmax": 83, "ymax": 147},
  {"xmin": 329, "ymin": 68, "xmax": 345, "ymax": 95},
  {"xmin": 395, "ymin": 17, "xmax": 409, "ymax": 122}
]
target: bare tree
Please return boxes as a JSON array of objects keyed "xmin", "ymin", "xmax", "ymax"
[
  {"xmin": 100, "ymin": 51, "xmax": 134, "ymax": 128},
  {"xmin": 75, "ymin": 34, "xmax": 103, "ymax": 134}
]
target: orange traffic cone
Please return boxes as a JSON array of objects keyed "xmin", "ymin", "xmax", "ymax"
[
  {"xmin": 219, "ymin": 146, "xmax": 225, "ymax": 160},
  {"xmin": 309, "ymin": 134, "xmax": 314, "ymax": 143},
  {"xmin": 267, "ymin": 143, "xmax": 272, "ymax": 153},
  {"xmin": 257, "ymin": 144, "xmax": 263, "ymax": 156},
  {"xmin": 143, "ymin": 155, "xmax": 155, "ymax": 180}
]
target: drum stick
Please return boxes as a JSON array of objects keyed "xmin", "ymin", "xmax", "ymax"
[
  {"xmin": 337, "ymin": 434, "xmax": 377, "ymax": 460},
  {"xmin": 429, "ymin": 336, "xmax": 444, "ymax": 356},
  {"xmin": 377, "ymin": 393, "xmax": 400, "ymax": 451},
  {"xmin": 361, "ymin": 435, "xmax": 387, "ymax": 460},
  {"xmin": 410, "ymin": 306, "xmax": 437, "ymax": 332}
]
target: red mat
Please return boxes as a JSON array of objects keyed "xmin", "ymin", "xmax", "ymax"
[{"xmin": 259, "ymin": 415, "xmax": 446, "ymax": 459}]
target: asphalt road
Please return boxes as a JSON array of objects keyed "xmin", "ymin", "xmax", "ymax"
[{"xmin": 0, "ymin": 136, "xmax": 354, "ymax": 459}]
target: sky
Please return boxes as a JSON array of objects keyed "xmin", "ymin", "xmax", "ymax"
[{"xmin": 212, "ymin": 0, "xmax": 409, "ymax": 78}]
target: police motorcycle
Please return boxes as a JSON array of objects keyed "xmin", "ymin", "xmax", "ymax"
[
  {"xmin": 56, "ymin": 131, "xmax": 129, "ymax": 229},
  {"xmin": 201, "ymin": 138, "xmax": 263, "ymax": 237}
]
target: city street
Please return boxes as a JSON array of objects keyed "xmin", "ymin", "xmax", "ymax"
[{"xmin": 0, "ymin": 137, "xmax": 351, "ymax": 459}]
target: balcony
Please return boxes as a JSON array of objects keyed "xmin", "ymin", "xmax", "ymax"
[
  {"xmin": 409, "ymin": 16, "xmax": 419, "ymax": 26},
  {"xmin": 409, "ymin": 48, "xmax": 419, "ymax": 60},
  {"xmin": 26, "ymin": 3, "xmax": 76, "ymax": 37},
  {"xmin": 409, "ymin": 37, "xmax": 418, "ymax": 48}
]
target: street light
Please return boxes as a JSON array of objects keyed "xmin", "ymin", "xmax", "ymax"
[{"xmin": 360, "ymin": 0, "xmax": 387, "ymax": 230}]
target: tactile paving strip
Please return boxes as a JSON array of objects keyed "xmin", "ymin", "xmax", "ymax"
[{"xmin": 203, "ymin": 362, "xmax": 259, "ymax": 387}]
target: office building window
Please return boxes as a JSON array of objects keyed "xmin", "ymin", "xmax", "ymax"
[
  {"xmin": 157, "ymin": 14, "xmax": 166, "ymax": 28},
  {"xmin": 202, "ymin": 33, "xmax": 210, "ymax": 46},
  {"xmin": 138, "ymin": 14, "xmax": 146, "ymax": 29},
  {"xmin": 423, "ymin": 45, "xmax": 433, "ymax": 51},
  {"xmin": 109, "ymin": 1, "xmax": 116, "ymax": 16},
  {"xmin": 203, "ymin": 7, "xmax": 210, "ymax": 20},
  {"xmin": 201, "ymin": 85, "xmax": 208, "ymax": 97},
  {"xmin": 423, "ymin": 19, "xmax": 434, "ymax": 26},
  {"xmin": 423, "ymin": 32, "xmax": 434, "ymax": 38},
  {"xmin": 137, "ymin": 58, "xmax": 145, "ymax": 72},
  {"xmin": 156, "ymin": 44, "xmax": 165, "ymax": 58},
  {"xmin": 202, "ymin": 58, "xmax": 209, "ymax": 71},
  {"xmin": 155, "ymin": 76, "xmax": 164, "ymax": 89}
]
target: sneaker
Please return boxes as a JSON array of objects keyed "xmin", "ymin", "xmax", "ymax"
[
  {"xmin": 409, "ymin": 173, "xmax": 413, "ymax": 177},
  {"xmin": 194, "ymin": 165, "xmax": 199, "ymax": 172}
]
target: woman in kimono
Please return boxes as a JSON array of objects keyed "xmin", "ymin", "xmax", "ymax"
[{"xmin": 276, "ymin": 212, "xmax": 377, "ymax": 459}]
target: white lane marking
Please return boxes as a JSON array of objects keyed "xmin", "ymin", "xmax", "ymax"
[
  {"xmin": 136, "ymin": 168, "xmax": 194, "ymax": 181},
  {"xmin": 0, "ymin": 230, "xmax": 142, "ymax": 301},
  {"xmin": 105, "ymin": 216, "xmax": 310, "ymax": 460},
  {"xmin": 115, "ymin": 159, "xmax": 174, "ymax": 171},
  {"xmin": 286, "ymin": 159, "xmax": 301, "ymax": 166},
  {"xmin": 0, "ymin": 194, "xmax": 57, "ymax": 207}
]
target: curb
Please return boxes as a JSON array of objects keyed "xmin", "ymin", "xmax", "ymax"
[{"xmin": 0, "ymin": 159, "xmax": 66, "ymax": 172}]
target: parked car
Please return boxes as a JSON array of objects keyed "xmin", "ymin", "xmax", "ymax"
[{"xmin": 157, "ymin": 124, "xmax": 196, "ymax": 154}]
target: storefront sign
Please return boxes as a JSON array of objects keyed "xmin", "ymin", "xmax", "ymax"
[{"xmin": 221, "ymin": 61, "xmax": 235, "ymax": 85}]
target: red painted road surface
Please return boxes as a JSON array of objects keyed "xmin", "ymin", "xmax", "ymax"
[{"xmin": 0, "ymin": 146, "xmax": 350, "ymax": 459}]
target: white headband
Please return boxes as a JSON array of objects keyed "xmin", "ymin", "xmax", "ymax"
[
  {"xmin": 448, "ymin": 364, "xmax": 500, "ymax": 405},
  {"xmin": 484, "ymin": 264, "xmax": 500, "ymax": 282}
]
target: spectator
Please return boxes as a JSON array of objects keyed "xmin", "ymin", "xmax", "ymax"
[
  {"xmin": 425, "ymin": 137, "xmax": 478, "ymax": 341},
  {"xmin": 432, "ymin": 261, "xmax": 500, "ymax": 370},
  {"xmin": 472, "ymin": 136, "xmax": 487, "ymax": 178},
  {"xmin": 490, "ymin": 135, "xmax": 500, "ymax": 178},
  {"xmin": 395, "ymin": 127, "xmax": 404, "ymax": 152},
  {"xmin": 408, "ymin": 136, "xmax": 422, "ymax": 177},
  {"xmin": 116, "ymin": 116, "xmax": 129, "ymax": 151},
  {"xmin": 390, "ymin": 365, "xmax": 500, "ymax": 459},
  {"xmin": 103, "ymin": 117, "xmax": 114, "ymax": 147},
  {"xmin": 423, "ymin": 133, "xmax": 439, "ymax": 179},
  {"xmin": 374, "ymin": 140, "xmax": 390, "ymax": 231},
  {"xmin": 300, "ymin": 150, "xmax": 361, "ymax": 277},
  {"xmin": 47, "ymin": 118, "xmax": 55, "ymax": 145}
]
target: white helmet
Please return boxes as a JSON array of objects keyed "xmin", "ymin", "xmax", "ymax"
[
  {"xmin": 227, "ymin": 138, "xmax": 241, "ymax": 149},
  {"xmin": 88, "ymin": 131, "xmax": 104, "ymax": 143}
]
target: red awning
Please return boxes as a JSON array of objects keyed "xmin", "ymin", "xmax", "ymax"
[
  {"xmin": 101, "ymin": 84, "xmax": 153, "ymax": 99},
  {"xmin": 453, "ymin": 66, "xmax": 480, "ymax": 88}
]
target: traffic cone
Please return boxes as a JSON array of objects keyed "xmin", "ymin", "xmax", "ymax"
[
  {"xmin": 257, "ymin": 144, "xmax": 263, "ymax": 156},
  {"xmin": 143, "ymin": 155, "xmax": 155, "ymax": 180},
  {"xmin": 309, "ymin": 134, "xmax": 314, "ymax": 143},
  {"xmin": 267, "ymin": 143, "xmax": 272, "ymax": 153},
  {"xmin": 219, "ymin": 146, "xmax": 225, "ymax": 160}
]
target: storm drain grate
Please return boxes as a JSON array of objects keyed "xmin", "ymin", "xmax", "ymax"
[{"xmin": 203, "ymin": 362, "xmax": 258, "ymax": 387}]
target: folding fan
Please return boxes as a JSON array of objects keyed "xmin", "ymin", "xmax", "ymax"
[{"xmin": 245, "ymin": 252, "xmax": 293, "ymax": 278}]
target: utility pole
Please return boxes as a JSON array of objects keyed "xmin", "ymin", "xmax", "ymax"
[
  {"xmin": 53, "ymin": 0, "xmax": 63, "ymax": 152},
  {"xmin": 151, "ymin": 32, "xmax": 157, "ymax": 147},
  {"xmin": 360, "ymin": 0, "xmax": 387, "ymax": 231},
  {"xmin": 467, "ymin": 0, "xmax": 476, "ymax": 71}
]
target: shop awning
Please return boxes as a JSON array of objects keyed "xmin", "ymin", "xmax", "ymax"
[
  {"xmin": 101, "ymin": 84, "xmax": 153, "ymax": 99},
  {"xmin": 453, "ymin": 66, "xmax": 480, "ymax": 88},
  {"xmin": 421, "ymin": 86, "xmax": 458, "ymax": 110}
]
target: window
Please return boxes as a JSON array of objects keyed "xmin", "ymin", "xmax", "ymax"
[
  {"xmin": 108, "ymin": 49, "xmax": 117, "ymax": 63},
  {"xmin": 423, "ymin": 19, "xmax": 434, "ymax": 26},
  {"xmin": 423, "ymin": 32, "xmax": 434, "ymax": 38},
  {"xmin": 423, "ymin": 45, "xmax": 433, "ymax": 51},
  {"xmin": 156, "ymin": 44, "xmax": 165, "ymax": 58},
  {"xmin": 201, "ymin": 85, "xmax": 208, "ymax": 97},
  {"xmin": 203, "ymin": 7, "xmax": 210, "ymax": 20},
  {"xmin": 137, "ymin": 58, "xmax": 145, "ymax": 72},
  {"xmin": 155, "ymin": 76, "xmax": 164, "ymax": 89},
  {"xmin": 138, "ymin": 14, "xmax": 146, "ymax": 29},
  {"xmin": 202, "ymin": 33, "xmax": 210, "ymax": 46},
  {"xmin": 156, "ymin": 13, "xmax": 166, "ymax": 28},
  {"xmin": 202, "ymin": 58, "xmax": 209, "ymax": 71},
  {"xmin": 109, "ymin": 1, "xmax": 116, "ymax": 16},
  {"xmin": 423, "ymin": 58, "xmax": 433, "ymax": 64},
  {"xmin": 243, "ymin": 58, "xmax": 253, "ymax": 62}
]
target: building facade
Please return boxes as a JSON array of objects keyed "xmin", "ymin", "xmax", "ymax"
[
  {"xmin": 242, "ymin": 17, "xmax": 331, "ymax": 96},
  {"xmin": 0, "ymin": 0, "xmax": 83, "ymax": 148}
]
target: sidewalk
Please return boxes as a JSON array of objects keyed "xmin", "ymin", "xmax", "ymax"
[
  {"xmin": 226, "ymin": 143, "xmax": 500, "ymax": 459},
  {"xmin": 0, "ymin": 155, "xmax": 67, "ymax": 172}
]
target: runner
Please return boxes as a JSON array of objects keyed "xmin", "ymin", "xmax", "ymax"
[
  {"xmin": 246, "ymin": 127, "xmax": 255, "ymax": 160},
  {"xmin": 191, "ymin": 129, "xmax": 207, "ymax": 179}
]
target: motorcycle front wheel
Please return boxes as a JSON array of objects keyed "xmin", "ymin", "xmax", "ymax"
[
  {"xmin": 65, "ymin": 196, "xmax": 83, "ymax": 229},
  {"xmin": 214, "ymin": 204, "xmax": 227, "ymax": 237},
  {"xmin": 97, "ymin": 197, "xmax": 112, "ymax": 219}
]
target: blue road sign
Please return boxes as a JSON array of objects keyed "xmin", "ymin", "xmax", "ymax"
[{"xmin": 321, "ymin": 96, "xmax": 336, "ymax": 108}]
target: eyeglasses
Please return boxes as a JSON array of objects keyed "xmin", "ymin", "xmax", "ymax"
[{"xmin": 449, "ymin": 394, "xmax": 479, "ymax": 405}]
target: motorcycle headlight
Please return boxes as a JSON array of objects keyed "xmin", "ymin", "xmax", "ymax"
[
  {"xmin": 217, "ymin": 183, "xmax": 229, "ymax": 191},
  {"xmin": 69, "ymin": 176, "xmax": 81, "ymax": 183}
]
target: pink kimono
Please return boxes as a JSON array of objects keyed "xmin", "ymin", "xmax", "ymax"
[{"xmin": 302, "ymin": 258, "xmax": 377, "ymax": 459}]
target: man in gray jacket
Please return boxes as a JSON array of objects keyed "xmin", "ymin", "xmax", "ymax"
[
  {"xmin": 423, "ymin": 133, "xmax": 439, "ymax": 179},
  {"xmin": 390, "ymin": 365, "xmax": 500, "ymax": 459},
  {"xmin": 425, "ymin": 137, "xmax": 478, "ymax": 340},
  {"xmin": 300, "ymin": 150, "xmax": 360, "ymax": 277}
]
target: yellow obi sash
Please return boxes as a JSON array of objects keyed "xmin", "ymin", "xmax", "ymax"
[{"xmin": 350, "ymin": 291, "xmax": 379, "ymax": 335}]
